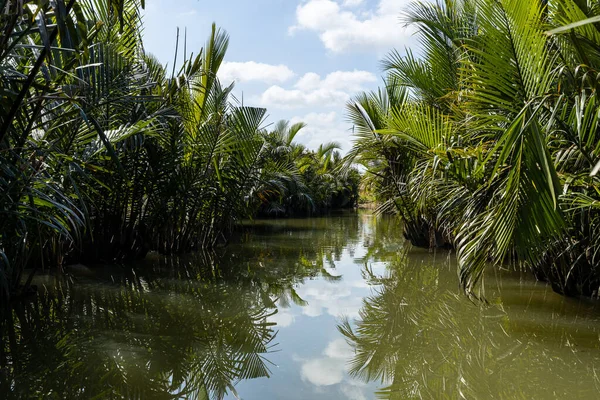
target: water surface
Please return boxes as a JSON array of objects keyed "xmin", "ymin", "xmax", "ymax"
[{"xmin": 3, "ymin": 212, "xmax": 600, "ymax": 399}]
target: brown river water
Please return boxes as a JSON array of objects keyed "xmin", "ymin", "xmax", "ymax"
[{"xmin": 2, "ymin": 212, "xmax": 600, "ymax": 399}]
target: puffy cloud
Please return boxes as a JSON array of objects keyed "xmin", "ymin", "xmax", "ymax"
[
  {"xmin": 299, "ymin": 338, "xmax": 368, "ymax": 400},
  {"xmin": 342, "ymin": 0, "xmax": 364, "ymax": 6},
  {"xmin": 300, "ymin": 338, "xmax": 353, "ymax": 386},
  {"xmin": 260, "ymin": 85, "xmax": 348, "ymax": 109},
  {"xmin": 296, "ymin": 277, "xmax": 365, "ymax": 319},
  {"xmin": 292, "ymin": 111, "xmax": 338, "ymax": 127},
  {"xmin": 301, "ymin": 357, "xmax": 346, "ymax": 386},
  {"xmin": 324, "ymin": 338, "xmax": 355, "ymax": 359},
  {"xmin": 289, "ymin": 111, "xmax": 354, "ymax": 151},
  {"xmin": 289, "ymin": 0, "xmax": 415, "ymax": 53},
  {"xmin": 268, "ymin": 309, "xmax": 295, "ymax": 328},
  {"xmin": 295, "ymin": 70, "xmax": 376, "ymax": 92},
  {"xmin": 259, "ymin": 70, "xmax": 376, "ymax": 109},
  {"xmin": 219, "ymin": 61, "xmax": 295, "ymax": 84}
]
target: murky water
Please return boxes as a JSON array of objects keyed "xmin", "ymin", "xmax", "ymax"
[{"xmin": 2, "ymin": 212, "xmax": 600, "ymax": 399}]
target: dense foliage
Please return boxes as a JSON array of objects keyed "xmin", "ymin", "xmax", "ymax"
[
  {"xmin": 345, "ymin": 0, "xmax": 600, "ymax": 298},
  {"xmin": 0, "ymin": 1, "xmax": 358, "ymax": 306},
  {"xmin": 258, "ymin": 121, "xmax": 360, "ymax": 217}
]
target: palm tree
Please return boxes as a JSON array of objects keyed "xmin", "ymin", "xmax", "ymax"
[
  {"xmin": 0, "ymin": 0, "xmax": 149, "ymax": 304},
  {"xmin": 256, "ymin": 122, "xmax": 360, "ymax": 217},
  {"xmin": 348, "ymin": 0, "xmax": 600, "ymax": 298},
  {"xmin": 0, "ymin": 2, "xmax": 355, "ymax": 306}
]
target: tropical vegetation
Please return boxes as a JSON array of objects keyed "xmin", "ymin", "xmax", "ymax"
[
  {"xmin": 259, "ymin": 121, "xmax": 360, "ymax": 217},
  {"xmin": 0, "ymin": 0, "xmax": 358, "ymax": 307},
  {"xmin": 345, "ymin": 0, "xmax": 600, "ymax": 298}
]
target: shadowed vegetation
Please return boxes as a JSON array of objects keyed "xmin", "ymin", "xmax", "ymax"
[
  {"xmin": 258, "ymin": 121, "xmax": 360, "ymax": 217},
  {"xmin": 0, "ymin": 0, "xmax": 359, "ymax": 306}
]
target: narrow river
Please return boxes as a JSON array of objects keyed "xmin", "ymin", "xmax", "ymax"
[{"xmin": 3, "ymin": 212, "xmax": 600, "ymax": 399}]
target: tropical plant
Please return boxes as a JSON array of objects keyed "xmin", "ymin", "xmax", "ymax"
[
  {"xmin": 0, "ymin": 0, "xmax": 148, "ymax": 305},
  {"xmin": 0, "ymin": 1, "xmax": 352, "ymax": 307},
  {"xmin": 257, "ymin": 121, "xmax": 360, "ymax": 217},
  {"xmin": 346, "ymin": 0, "xmax": 600, "ymax": 298}
]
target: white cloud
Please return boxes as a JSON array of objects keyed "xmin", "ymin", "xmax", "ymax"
[
  {"xmin": 268, "ymin": 309, "xmax": 295, "ymax": 328},
  {"xmin": 295, "ymin": 70, "xmax": 376, "ymax": 92},
  {"xmin": 259, "ymin": 70, "xmax": 376, "ymax": 109},
  {"xmin": 342, "ymin": 0, "xmax": 364, "ymax": 6},
  {"xmin": 218, "ymin": 61, "xmax": 295, "ymax": 84},
  {"xmin": 324, "ymin": 338, "xmax": 355, "ymax": 359},
  {"xmin": 296, "ymin": 276, "xmax": 365, "ymax": 318},
  {"xmin": 301, "ymin": 357, "xmax": 346, "ymax": 386},
  {"xmin": 299, "ymin": 338, "xmax": 367, "ymax": 400},
  {"xmin": 255, "ymin": 69, "xmax": 376, "ymax": 151},
  {"xmin": 300, "ymin": 338, "xmax": 353, "ymax": 386},
  {"xmin": 260, "ymin": 85, "xmax": 348, "ymax": 109},
  {"xmin": 292, "ymin": 111, "xmax": 338, "ymax": 127},
  {"xmin": 289, "ymin": 0, "xmax": 415, "ymax": 53},
  {"xmin": 290, "ymin": 111, "xmax": 354, "ymax": 151}
]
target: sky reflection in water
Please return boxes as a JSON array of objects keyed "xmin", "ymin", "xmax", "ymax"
[{"xmin": 4, "ymin": 212, "xmax": 600, "ymax": 399}]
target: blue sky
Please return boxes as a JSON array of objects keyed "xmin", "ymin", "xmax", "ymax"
[{"xmin": 143, "ymin": 0, "xmax": 416, "ymax": 151}]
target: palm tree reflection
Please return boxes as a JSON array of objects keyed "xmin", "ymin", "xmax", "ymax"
[
  {"xmin": 340, "ymin": 253, "xmax": 600, "ymax": 399},
  {"xmin": 0, "ymin": 213, "xmax": 362, "ymax": 399}
]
